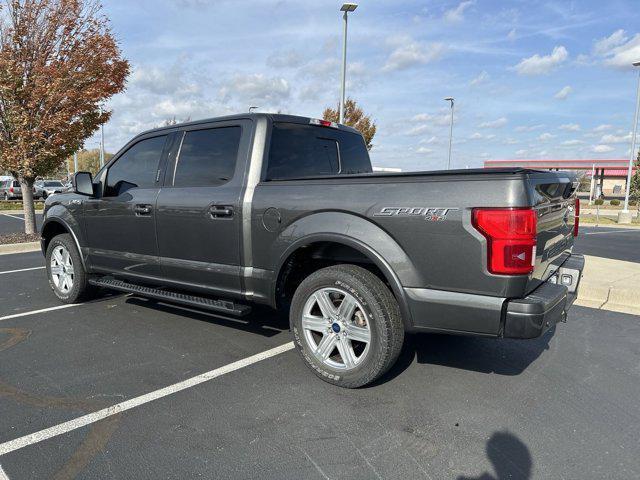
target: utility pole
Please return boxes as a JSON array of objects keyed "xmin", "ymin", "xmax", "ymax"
[
  {"xmin": 99, "ymin": 106, "xmax": 105, "ymax": 168},
  {"xmin": 619, "ymin": 61, "xmax": 640, "ymax": 223}
]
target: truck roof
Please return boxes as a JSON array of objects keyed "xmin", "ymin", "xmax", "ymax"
[{"xmin": 135, "ymin": 113, "xmax": 362, "ymax": 139}]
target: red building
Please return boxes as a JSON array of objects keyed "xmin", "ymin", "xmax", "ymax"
[{"xmin": 484, "ymin": 159, "xmax": 636, "ymax": 198}]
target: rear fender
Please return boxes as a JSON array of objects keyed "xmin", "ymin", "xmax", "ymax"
[{"xmin": 271, "ymin": 212, "xmax": 423, "ymax": 329}]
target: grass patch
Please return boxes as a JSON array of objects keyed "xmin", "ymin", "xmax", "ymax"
[
  {"xmin": 0, "ymin": 201, "xmax": 45, "ymax": 211},
  {"xmin": 580, "ymin": 214, "xmax": 640, "ymax": 226}
]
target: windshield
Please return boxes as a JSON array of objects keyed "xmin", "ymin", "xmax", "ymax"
[{"xmin": 44, "ymin": 181, "xmax": 63, "ymax": 187}]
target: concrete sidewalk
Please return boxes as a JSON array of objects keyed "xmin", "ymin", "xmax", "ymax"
[{"xmin": 576, "ymin": 255, "xmax": 640, "ymax": 315}]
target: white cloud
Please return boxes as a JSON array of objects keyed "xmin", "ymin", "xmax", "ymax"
[
  {"xmin": 538, "ymin": 132, "xmax": 556, "ymax": 141},
  {"xmin": 469, "ymin": 132, "xmax": 483, "ymax": 139},
  {"xmin": 416, "ymin": 146, "xmax": 433, "ymax": 154},
  {"xmin": 600, "ymin": 133, "xmax": 632, "ymax": 144},
  {"xmin": 594, "ymin": 29, "xmax": 628, "ymax": 56},
  {"xmin": 479, "ymin": 117, "xmax": 508, "ymax": 129},
  {"xmin": 513, "ymin": 46, "xmax": 568, "ymax": 75},
  {"xmin": 444, "ymin": 0, "xmax": 475, "ymax": 23},
  {"xmin": 469, "ymin": 70, "xmax": 490, "ymax": 86},
  {"xmin": 383, "ymin": 37, "xmax": 446, "ymax": 71},
  {"xmin": 591, "ymin": 144, "xmax": 615, "ymax": 153},
  {"xmin": 507, "ymin": 29, "xmax": 517, "ymax": 41},
  {"xmin": 266, "ymin": 50, "xmax": 306, "ymax": 69},
  {"xmin": 219, "ymin": 74, "xmax": 290, "ymax": 105},
  {"xmin": 503, "ymin": 138, "xmax": 519, "ymax": 145},
  {"xmin": 561, "ymin": 139, "xmax": 584, "ymax": 146},
  {"xmin": 559, "ymin": 123, "xmax": 581, "ymax": 131},
  {"xmin": 593, "ymin": 124, "xmax": 613, "ymax": 132},
  {"xmin": 419, "ymin": 136, "xmax": 440, "ymax": 145},
  {"xmin": 554, "ymin": 85, "xmax": 573, "ymax": 100},
  {"xmin": 515, "ymin": 124, "xmax": 545, "ymax": 132},
  {"xmin": 593, "ymin": 30, "xmax": 640, "ymax": 69},
  {"xmin": 515, "ymin": 149, "xmax": 528, "ymax": 156}
]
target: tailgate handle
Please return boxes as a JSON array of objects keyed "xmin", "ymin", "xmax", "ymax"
[{"xmin": 209, "ymin": 205, "xmax": 234, "ymax": 218}]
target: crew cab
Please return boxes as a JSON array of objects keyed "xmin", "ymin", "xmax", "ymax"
[{"xmin": 41, "ymin": 113, "xmax": 584, "ymax": 388}]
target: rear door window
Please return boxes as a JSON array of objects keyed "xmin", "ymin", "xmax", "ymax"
[
  {"xmin": 172, "ymin": 126, "xmax": 241, "ymax": 187},
  {"xmin": 266, "ymin": 122, "xmax": 371, "ymax": 180}
]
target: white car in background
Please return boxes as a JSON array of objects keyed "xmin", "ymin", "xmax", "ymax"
[{"xmin": 34, "ymin": 180, "xmax": 68, "ymax": 199}]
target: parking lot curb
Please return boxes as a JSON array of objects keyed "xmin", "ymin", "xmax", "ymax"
[
  {"xmin": 0, "ymin": 241, "xmax": 40, "ymax": 255},
  {"xmin": 577, "ymin": 255, "xmax": 640, "ymax": 314}
]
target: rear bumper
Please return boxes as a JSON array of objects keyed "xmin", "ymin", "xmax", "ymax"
[
  {"xmin": 503, "ymin": 253, "xmax": 584, "ymax": 339},
  {"xmin": 403, "ymin": 253, "xmax": 584, "ymax": 338}
]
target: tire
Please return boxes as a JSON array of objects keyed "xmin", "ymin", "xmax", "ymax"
[
  {"xmin": 3, "ymin": 193, "xmax": 7, "ymax": 201},
  {"xmin": 290, "ymin": 264, "xmax": 404, "ymax": 388},
  {"xmin": 46, "ymin": 233, "xmax": 95, "ymax": 303}
]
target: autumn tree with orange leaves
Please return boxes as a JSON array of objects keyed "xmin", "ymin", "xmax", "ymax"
[
  {"xmin": 323, "ymin": 98, "xmax": 377, "ymax": 150},
  {"xmin": 0, "ymin": 0, "xmax": 129, "ymax": 234}
]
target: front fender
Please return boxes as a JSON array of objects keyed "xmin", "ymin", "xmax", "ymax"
[
  {"xmin": 271, "ymin": 211, "xmax": 424, "ymax": 328},
  {"xmin": 41, "ymin": 203, "xmax": 87, "ymax": 269}
]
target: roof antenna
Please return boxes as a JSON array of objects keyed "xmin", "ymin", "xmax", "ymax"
[{"xmin": 248, "ymin": 106, "xmax": 259, "ymax": 113}]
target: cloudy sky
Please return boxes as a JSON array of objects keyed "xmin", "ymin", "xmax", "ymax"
[{"xmin": 90, "ymin": 0, "xmax": 640, "ymax": 171}]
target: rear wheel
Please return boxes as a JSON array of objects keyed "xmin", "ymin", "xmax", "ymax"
[
  {"xmin": 46, "ymin": 233, "xmax": 95, "ymax": 303},
  {"xmin": 290, "ymin": 264, "xmax": 404, "ymax": 388}
]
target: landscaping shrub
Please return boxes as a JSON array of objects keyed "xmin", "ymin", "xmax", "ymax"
[
  {"xmin": 610, "ymin": 199, "xmax": 621, "ymax": 206},
  {"xmin": 594, "ymin": 199, "xmax": 604, "ymax": 205}
]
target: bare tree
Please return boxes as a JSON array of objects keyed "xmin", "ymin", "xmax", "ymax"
[{"xmin": 0, "ymin": 0, "xmax": 129, "ymax": 233}]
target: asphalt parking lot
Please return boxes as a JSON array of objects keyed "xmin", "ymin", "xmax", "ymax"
[
  {"xmin": 0, "ymin": 213, "xmax": 43, "ymax": 236},
  {"xmin": 1, "ymin": 250, "xmax": 640, "ymax": 479}
]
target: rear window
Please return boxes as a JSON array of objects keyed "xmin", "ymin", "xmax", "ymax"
[
  {"xmin": 12, "ymin": 181, "xmax": 19, "ymax": 187},
  {"xmin": 266, "ymin": 122, "xmax": 372, "ymax": 181},
  {"xmin": 44, "ymin": 181, "xmax": 63, "ymax": 187}
]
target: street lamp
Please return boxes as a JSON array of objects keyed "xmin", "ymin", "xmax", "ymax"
[
  {"xmin": 339, "ymin": 3, "xmax": 358, "ymax": 124},
  {"xmin": 620, "ymin": 60, "xmax": 640, "ymax": 224},
  {"xmin": 444, "ymin": 97, "xmax": 455, "ymax": 169},
  {"xmin": 98, "ymin": 105, "xmax": 106, "ymax": 168}
]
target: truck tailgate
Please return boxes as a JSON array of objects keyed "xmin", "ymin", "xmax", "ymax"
[{"xmin": 528, "ymin": 174, "xmax": 578, "ymax": 294}]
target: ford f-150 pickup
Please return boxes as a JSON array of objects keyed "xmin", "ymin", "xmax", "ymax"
[{"xmin": 41, "ymin": 113, "xmax": 584, "ymax": 388}]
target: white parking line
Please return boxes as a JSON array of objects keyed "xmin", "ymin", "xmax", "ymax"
[
  {"xmin": 0, "ymin": 304, "xmax": 79, "ymax": 322},
  {"xmin": 0, "ymin": 213, "xmax": 24, "ymax": 221},
  {"xmin": 583, "ymin": 229, "xmax": 640, "ymax": 235},
  {"xmin": 0, "ymin": 465, "xmax": 9, "ymax": 480},
  {"xmin": 0, "ymin": 341, "xmax": 295, "ymax": 456},
  {"xmin": 0, "ymin": 266, "xmax": 45, "ymax": 275}
]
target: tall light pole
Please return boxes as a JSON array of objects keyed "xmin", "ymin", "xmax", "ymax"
[
  {"xmin": 619, "ymin": 61, "xmax": 640, "ymax": 224},
  {"xmin": 99, "ymin": 105, "xmax": 105, "ymax": 168},
  {"xmin": 339, "ymin": 3, "xmax": 358, "ymax": 124},
  {"xmin": 444, "ymin": 97, "xmax": 455, "ymax": 169}
]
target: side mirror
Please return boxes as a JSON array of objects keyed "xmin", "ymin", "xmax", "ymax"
[{"xmin": 74, "ymin": 171, "xmax": 94, "ymax": 196}]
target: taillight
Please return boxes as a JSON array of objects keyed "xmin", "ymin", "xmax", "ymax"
[
  {"xmin": 9, "ymin": 186, "xmax": 13, "ymax": 193},
  {"xmin": 573, "ymin": 198, "xmax": 580, "ymax": 237},
  {"xmin": 472, "ymin": 208, "xmax": 537, "ymax": 275}
]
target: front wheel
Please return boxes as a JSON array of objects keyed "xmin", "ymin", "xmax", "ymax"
[
  {"xmin": 290, "ymin": 264, "xmax": 404, "ymax": 388},
  {"xmin": 46, "ymin": 233, "xmax": 95, "ymax": 303}
]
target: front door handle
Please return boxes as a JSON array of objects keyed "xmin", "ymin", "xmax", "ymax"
[
  {"xmin": 134, "ymin": 204, "xmax": 153, "ymax": 216},
  {"xmin": 209, "ymin": 205, "xmax": 234, "ymax": 218}
]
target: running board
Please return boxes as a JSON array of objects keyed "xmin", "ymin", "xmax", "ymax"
[{"xmin": 88, "ymin": 277, "xmax": 252, "ymax": 316}]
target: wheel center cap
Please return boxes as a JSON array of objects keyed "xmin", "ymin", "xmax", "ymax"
[{"xmin": 331, "ymin": 323, "xmax": 341, "ymax": 333}]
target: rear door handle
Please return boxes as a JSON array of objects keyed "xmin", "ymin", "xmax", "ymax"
[
  {"xmin": 134, "ymin": 204, "xmax": 153, "ymax": 216},
  {"xmin": 209, "ymin": 205, "xmax": 234, "ymax": 218}
]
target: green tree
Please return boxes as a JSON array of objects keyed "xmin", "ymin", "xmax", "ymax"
[
  {"xmin": 0, "ymin": 0, "xmax": 129, "ymax": 233},
  {"xmin": 322, "ymin": 98, "xmax": 377, "ymax": 150}
]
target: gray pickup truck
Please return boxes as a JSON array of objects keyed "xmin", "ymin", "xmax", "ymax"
[{"xmin": 41, "ymin": 113, "xmax": 584, "ymax": 388}]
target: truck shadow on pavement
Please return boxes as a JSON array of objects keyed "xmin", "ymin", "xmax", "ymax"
[
  {"xmin": 374, "ymin": 327, "xmax": 555, "ymax": 386},
  {"xmin": 457, "ymin": 431, "xmax": 533, "ymax": 480},
  {"xmin": 125, "ymin": 296, "xmax": 290, "ymax": 337}
]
